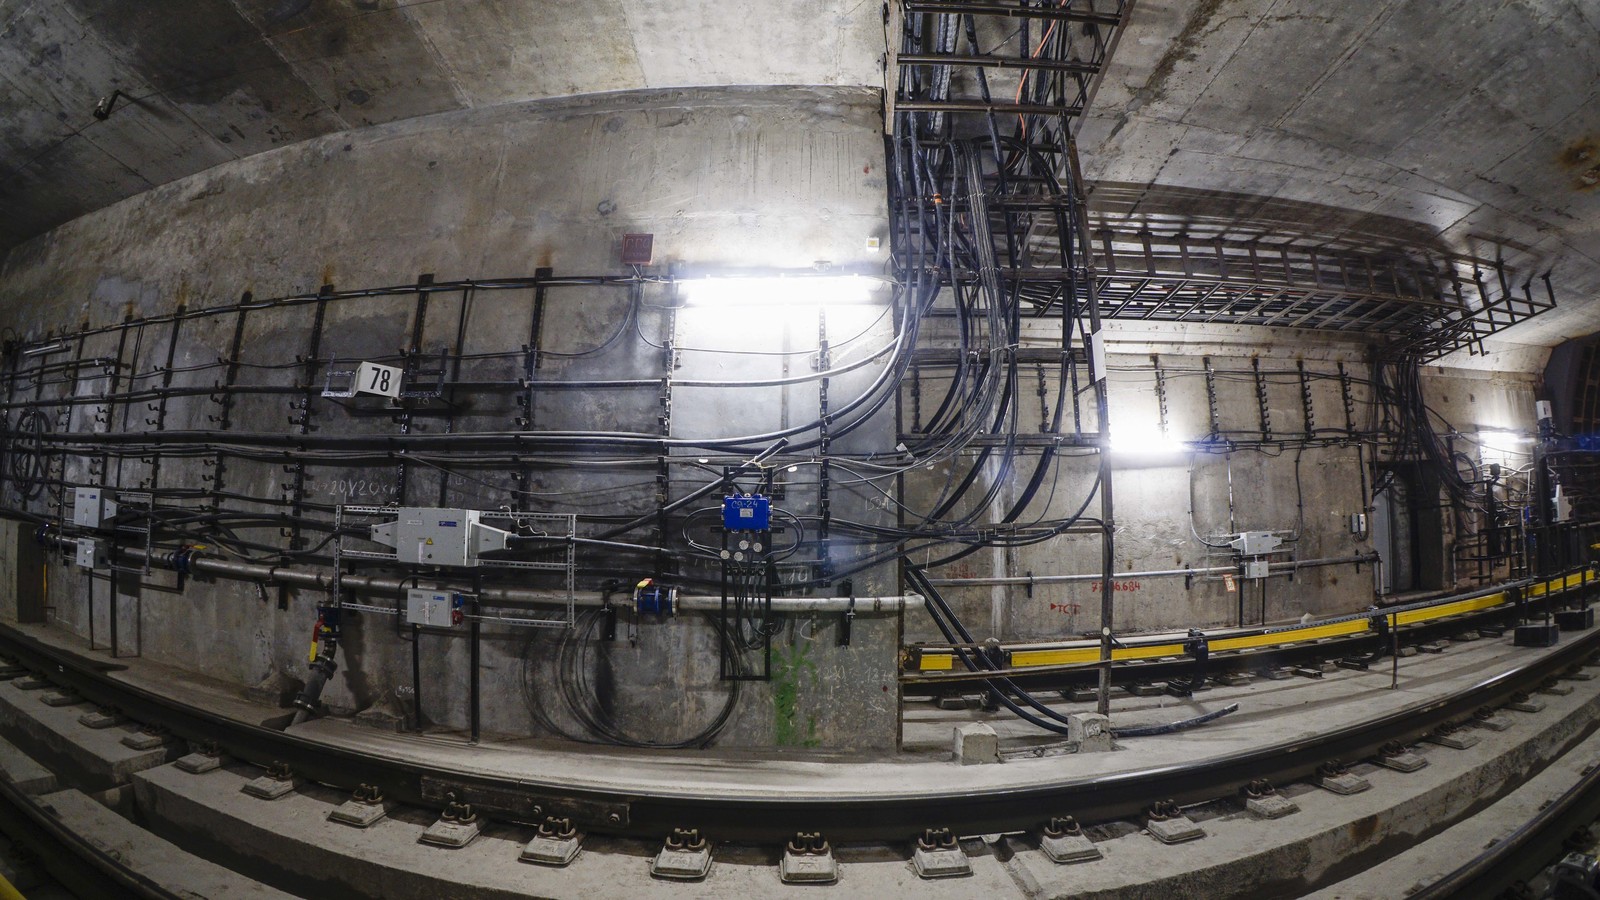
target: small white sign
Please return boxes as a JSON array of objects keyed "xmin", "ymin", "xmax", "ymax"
[{"xmin": 354, "ymin": 361, "xmax": 402, "ymax": 398}]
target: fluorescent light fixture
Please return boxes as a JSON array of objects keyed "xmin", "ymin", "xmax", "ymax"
[
  {"xmin": 677, "ymin": 274, "xmax": 878, "ymax": 307},
  {"xmin": 1475, "ymin": 429, "xmax": 1533, "ymax": 468},
  {"xmin": 21, "ymin": 341, "xmax": 68, "ymax": 358},
  {"xmin": 1475, "ymin": 429, "xmax": 1533, "ymax": 454},
  {"xmin": 1109, "ymin": 421, "xmax": 1188, "ymax": 459}
]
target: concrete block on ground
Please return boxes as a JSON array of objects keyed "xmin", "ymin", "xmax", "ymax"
[
  {"xmin": 953, "ymin": 723, "xmax": 1000, "ymax": 765},
  {"xmin": 0, "ymin": 734, "xmax": 58, "ymax": 795},
  {"xmin": 0, "ymin": 680, "xmax": 173, "ymax": 791},
  {"xmin": 34, "ymin": 789, "xmax": 292, "ymax": 898},
  {"xmin": 1068, "ymin": 714, "xmax": 1112, "ymax": 753}
]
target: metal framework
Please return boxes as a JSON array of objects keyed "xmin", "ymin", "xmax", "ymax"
[
  {"xmin": 894, "ymin": 1, "xmax": 1553, "ymax": 361},
  {"xmin": 892, "ymin": 0, "xmax": 1131, "ymax": 715}
]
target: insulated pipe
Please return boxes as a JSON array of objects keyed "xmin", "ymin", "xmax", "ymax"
[
  {"xmin": 923, "ymin": 553, "xmax": 1379, "ymax": 587},
  {"xmin": 53, "ymin": 537, "xmax": 923, "ymax": 614}
]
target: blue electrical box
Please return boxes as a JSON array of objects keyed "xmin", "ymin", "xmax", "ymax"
[{"xmin": 722, "ymin": 494, "xmax": 771, "ymax": 531}]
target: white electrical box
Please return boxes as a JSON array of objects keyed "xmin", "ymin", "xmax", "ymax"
[
  {"xmin": 370, "ymin": 508, "xmax": 511, "ymax": 567},
  {"xmin": 1554, "ymin": 485, "xmax": 1574, "ymax": 523},
  {"xmin": 75, "ymin": 538, "xmax": 104, "ymax": 570},
  {"xmin": 405, "ymin": 589, "xmax": 460, "ymax": 627},
  {"xmin": 1230, "ymin": 531, "xmax": 1281, "ymax": 556},
  {"xmin": 1243, "ymin": 558, "xmax": 1270, "ymax": 579},
  {"xmin": 353, "ymin": 361, "xmax": 403, "ymax": 398},
  {"xmin": 1536, "ymin": 400, "xmax": 1553, "ymax": 423},
  {"xmin": 1088, "ymin": 329, "xmax": 1108, "ymax": 382},
  {"xmin": 73, "ymin": 487, "xmax": 116, "ymax": 528}
]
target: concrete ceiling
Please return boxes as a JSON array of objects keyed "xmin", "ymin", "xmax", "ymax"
[
  {"xmin": 0, "ymin": 0, "xmax": 879, "ymax": 249},
  {"xmin": 1077, "ymin": 0, "xmax": 1600, "ymax": 350},
  {"xmin": 1, "ymin": 0, "xmax": 1595, "ymax": 351}
]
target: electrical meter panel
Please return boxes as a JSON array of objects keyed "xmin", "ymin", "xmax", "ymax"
[
  {"xmin": 405, "ymin": 589, "xmax": 463, "ymax": 627},
  {"xmin": 722, "ymin": 494, "xmax": 771, "ymax": 531},
  {"xmin": 73, "ymin": 487, "xmax": 116, "ymax": 529},
  {"xmin": 370, "ymin": 508, "xmax": 511, "ymax": 567}
]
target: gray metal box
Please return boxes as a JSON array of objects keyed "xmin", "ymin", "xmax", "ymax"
[
  {"xmin": 396, "ymin": 508, "xmax": 478, "ymax": 567},
  {"xmin": 73, "ymin": 487, "xmax": 116, "ymax": 528},
  {"xmin": 406, "ymin": 589, "xmax": 457, "ymax": 627},
  {"xmin": 75, "ymin": 538, "xmax": 103, "ymax": 570},
  {"xmin": 370, "ymin": 507, "xmax": 511, "ymax": 568},
  {"xmin": 1231, "ymin": 531, "xmax": 1280, "ymax": 556},
  {"xmin": 1243, "ymin": 558, "xmax": 1270, "ymax": 580}
]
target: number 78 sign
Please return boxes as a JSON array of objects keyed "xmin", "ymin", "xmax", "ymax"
[{"xmin": 354, "ymin": 361, "xmax": 403, "ymax": 398}]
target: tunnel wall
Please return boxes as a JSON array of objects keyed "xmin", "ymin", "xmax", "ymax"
[
  {"xmin": 0, "ymin": 81, "xmax": 1550, "ymax": 748},
  {"xmin": 0, "ymin": 86, "xmax": 905, "ymax": 752}
]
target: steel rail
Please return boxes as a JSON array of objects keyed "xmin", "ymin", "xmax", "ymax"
[
  {"xmin": 0, "ymin": 600, "xmax": 1594, "ymax": 844},
  {"xmin": 1412, "ymin": 733, "xmax": 1600, "ymax": 899},
  {"xmin": 0, "ymin": 772, "xmax": 180, "ymax": 898}
]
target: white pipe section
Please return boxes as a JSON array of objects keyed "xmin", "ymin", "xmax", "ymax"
[
  {"xmin": 924, "ymin": 554, "xmax": 1377, "ymax": 587},
  {"xmin": 61, "ymin": 537, "xmax": 923, "ymax": 614}
]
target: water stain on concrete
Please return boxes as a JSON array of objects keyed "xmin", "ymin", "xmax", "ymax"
[{"xmin": 1557, "ymin": 137, "xmax": 1600, "ymax": 191}]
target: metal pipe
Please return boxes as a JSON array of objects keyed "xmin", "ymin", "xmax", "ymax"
[
  {"xmin": 925, "ymin": 553, "xmax": 1378, "ymax": 587},
  {"xmin": 58, "ymin": 538, "xmax": 922, "ymax": 614}
]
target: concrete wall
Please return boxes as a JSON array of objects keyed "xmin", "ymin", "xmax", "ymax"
[
  {"xmin": 0, "ymin": 86, "xmax": 905, "ymax": 752},
  {"xmin": 906, "ymin": 345, "xmax": 1542, "ymax": 643}
]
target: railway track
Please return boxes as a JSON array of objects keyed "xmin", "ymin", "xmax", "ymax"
[{"xmin": 0, "ymin": 573, "xmax": 1597, "ymax": 896}]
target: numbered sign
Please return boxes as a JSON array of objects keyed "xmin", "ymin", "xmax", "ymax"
[{"xmin": 354, "ymin": 361, "xmax": 402, "ymax": 398}]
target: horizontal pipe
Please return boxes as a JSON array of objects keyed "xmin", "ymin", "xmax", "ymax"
[
  {"xmin": 61, "ymin": 538, "xmax": 920, "ymax": 615},
  {"xmin": 925, "ymin": 553, "xmax": 1378, "ymax": 587}
]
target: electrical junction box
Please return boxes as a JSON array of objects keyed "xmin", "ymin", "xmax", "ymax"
[
  {"xmin": 370, "ymin": 508, "xmax": 511, "ymax": 567},
  {"xmin": 73, "ymin": 487, "xmax": 116, "ymax": 528},
  {"xmin": 405, "ymin": 589, "xmax": 462, "ymax": 627},
  {"xmin": 75, "ymin": 538, "xmax": 104, "ymax": 570},
  {"xmin": 1230, "ymin": 531, "xmax": 1281, "ymax": 556},
  {"xmin": 353, "ymin": 361, "xmax": 403, "ymax": 398},
  {"xmin": 722, "ymin": 494, "xmax": 771, "ymax": 531},
  {"xmin": 1554, "ymin": 485, "xmax": 1574, "ymax": 523},
  {"xmin": 1243, "ymin": 558, "xmax": 1270, "ymax": 580}
]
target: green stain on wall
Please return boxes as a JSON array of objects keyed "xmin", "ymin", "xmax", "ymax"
[{"xmin": 772, "ymin": 640, "xmax": 821, "ymax": 747}]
